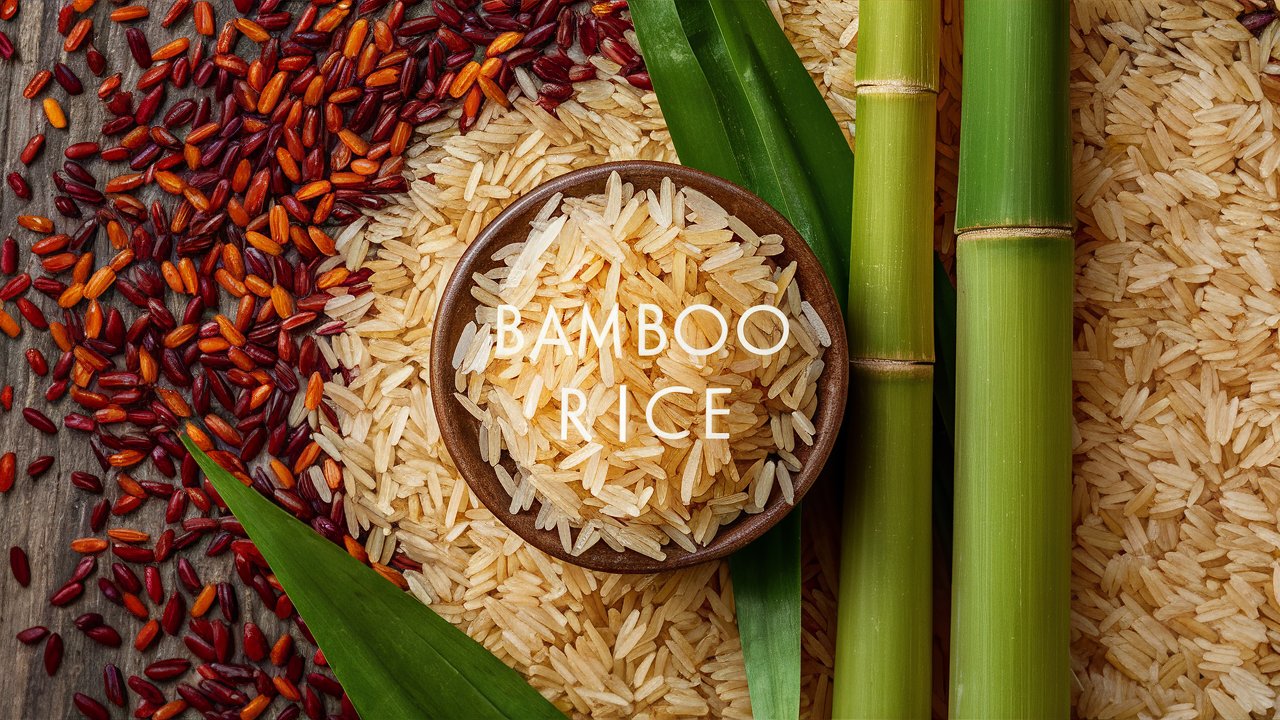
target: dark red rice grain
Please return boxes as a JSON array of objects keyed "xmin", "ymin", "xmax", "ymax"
[
  {"xmin": 53, "ymin": 62, "xmax": 83, "ymax": 95},
  {"xmin": 89, "ymin": 499, "xmax": 109, "ymax": 533},
  {"xmin": 50, "ymin": 580, "xmax": 84, "ymax": 606},
  {"xmin": 26, "ymin": 455, "xmax": 53, "ymax": 478},
  {"xmin": 9, "ymin": 545, "xmax": 29, "ymax": 585},
  {"xmin": 161, "ymin": 590, "xmax": 185, "ymax": 634},
  {"xmin": 21, "ymin": 407, "xmax": 55, "ymax": 433},
  {"xmin": 70, "ymin": 556, "xmax": 97, "ymax": 584},
  {"xmin": 1241, "ymin": 9, "xmax": 1277, "ymax": 34},
  {"xmin": 175, "ymin": 556, "xmax": 200, "ymax": 592},
  {"xmin": 143, "ymin": 657, "xmax": 191, "ymax": 681},
  {"xmin": 110, "ymin": 562, "xmax": 140, "ymax": 594},
  {"xmin": 103, "ymin": 663, "xmax": 125, "ymax": 706},
  {"xmin": 85, "ymin": 625, "xmax": 122, "ymax": 647},
  {"xmin": 44, "ymin": 632, "xmax": 63, "ymax": 676},
  {"xmin": 72, "ymin": 693, "xmax": 109, "ymax": 720},
  {"xmin": 127, "ymin": 675, "xmax": 163, "ymax": 704},
  {"xmin": 0, "ymin": 237, "xmax": 15, "ymax": 274},
  {"xmin": 86, "ymin": 46, "xmax": 106, "ymax": 76},
  {"xmin": 7, "ymin": 171, "xmax": 31, "ymax": 199},
  {"xmin": 143, "ymin": 565, "xmax": 163, "ymax": 604},
  {"xmin": 73, "ymin": 613, "xmax": 103, "ymax": 631},
  {"xmin": 124, "ymin": 28, "xmax": 150, "ymax": 68},
  {"xmin": 16, "ymin": 626, "xmax": 48, "ymax": 645},
  {"xmin": 70, "ymin": 471, "xmax": 104, "ymax": 494}
]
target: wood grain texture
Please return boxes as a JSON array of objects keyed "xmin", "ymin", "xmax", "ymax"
[{"xmin": 0, "ymin": 2, "xmax": 329, "ymax": 716}]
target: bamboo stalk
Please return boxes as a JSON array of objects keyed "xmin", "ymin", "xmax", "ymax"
[
  {"xmin": 833, "ymin": 2, "xmax": 938, "ymax": 717},
  {"xmin": 950, "ymin": 1, "xmax": 1073, "ymax": 718}
]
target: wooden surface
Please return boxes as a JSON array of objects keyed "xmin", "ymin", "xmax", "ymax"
[{"xmin": 0, "ymin": 2, "xmax": 324, "ymax": 717}]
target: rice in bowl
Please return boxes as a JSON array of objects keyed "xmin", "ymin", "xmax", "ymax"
[{"xmin": 452, "ymin": 171, "xmax": 830, "ymax": 561}]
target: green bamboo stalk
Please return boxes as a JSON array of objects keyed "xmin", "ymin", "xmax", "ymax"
[
  {"xmin": 950, "ymin": 1, "xmax": 1073, "ymax": 718},
  {"xmin": 833, "ymin": 2, "xmax": 938, "ymax": 718}
]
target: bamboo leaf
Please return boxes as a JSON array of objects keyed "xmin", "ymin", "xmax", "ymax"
[
  {"xmin": 181, "ymin": 437, "xmax": 564, "ymax": 720},
  {"xmin": 629, "ymin": 4, "xmax": 853, "ymax": 719},
  {"xmin": 729, "ymin": 513, "xmax": 801, "ymax": 720},
  {"xmin": 631, "ymin": 0, "xmax": 852, "ymax": 304},
  {"xmin": 626, "ymin": 0, "xmax": 747, "ymax": 187},
  {"xmin": 695, "ymin": 0, "xmax": 852, "ymax": 303}
]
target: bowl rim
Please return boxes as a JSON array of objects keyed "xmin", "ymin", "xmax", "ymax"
[{"xmin": 429, "ymin": 160, "xmax": 848, "ymax": 573}]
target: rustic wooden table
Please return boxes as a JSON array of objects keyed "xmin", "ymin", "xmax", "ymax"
[{"xmin": 0, "ymin": 2, "xmax": 324, "ymax": 717}]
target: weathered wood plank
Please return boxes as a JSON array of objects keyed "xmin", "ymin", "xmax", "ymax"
[{"xmin": 0, "ymin": 3, "xmax": 324, "ymax": 716}]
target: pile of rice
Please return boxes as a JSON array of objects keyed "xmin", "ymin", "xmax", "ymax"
[
  {"xmin": 1070, "ymin": 1, "xmax": 1280, "ymax": 718},
  {"xmin": 316, "ymin": 0, "xmax": 1280, "ymax": 716},
  {"xmin": 318, "ymin": 3, "xmax": 857, "ymax": 717},
  {"xmin": 455, "ymin": 171, "xmax": 828, "ymax": 559}
]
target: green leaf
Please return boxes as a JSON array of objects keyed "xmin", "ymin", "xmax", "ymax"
[
  {"xmin": 627, "ymin": 0, "xmax": 747, "ymax": 187},
  {"xmin": 695, "ymin": 0, "xmax": 852, "ymax": 304},
  {"xmin": 630, "ymin": 4, "xmax": 853, "ymax": 719},
  {"xmin": 631, "ymin": 0, "xmax": 852, "ymax": 306},
  {"xmin": 729, "ymin": 514, "xmax": 801, "ymax": 720},
  {"xmin": 181, "ymin": 437, "xmax": 565, "ymax": 720}
]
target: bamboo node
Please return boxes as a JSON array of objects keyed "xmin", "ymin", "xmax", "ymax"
[
  {"xmin": 849, "ymin": 357, "xmax": 933, "ymax": 371},
  {"xmin": 854, "ymin": 80, "xmax": 937, "ymax": 95},
  {"xmin": 955, "ymin": 227, "xmax": 1073, "ymax": 242}
]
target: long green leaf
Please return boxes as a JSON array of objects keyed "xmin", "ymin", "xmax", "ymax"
[
  {"xmin": 695, "ymin": 0, "xmax": 852, "ymax": 303},
  {"xmin": 182, "ymin": 437, "xmax": 564, "ymax": 720},
  {"xmin": 632, "ymin": 0, "xmax": 852, "ymax": 304},
  {"xmin": 627, "ymin": 0, "xmax": 747, "ymax": 186},
  {"xmin": 629, "ymin": 4, "xmax": 852, "ymax": 719},
  {"xmin": 730, "ymin": 511, "xmax": 802, "ymax": 720}
]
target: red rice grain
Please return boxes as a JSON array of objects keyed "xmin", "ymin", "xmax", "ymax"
[
  {"xmin": 16, "ymin": 626, "xmax": 48, "ymax": 645},
  {"xmin": 72, "ymin": 693, "xmax": 109, "ymax": 720},
  {"xmin": 44, "ymin": 632, "xmax": 63, "ymax": 676},
  {"xmin": 26, "ymin": 455, "xmax": 52, "ymax": 478},
  {"xmin": 143, "ymin": 657, "xmax": 190, "ymax": 681},
  {"xmin": 0, "ymin": 452, "xmax": 13, "ymax": 492},
  {"xmin": 8, "ymin": 545, "xmax": 29, "ymax": 585},
  {"xmin": 102, "ymin": 663, "xmax": 125, "ymax": 706},
  {"xmin": 0, "ymin": 0, "xmax": 649, "ymax": 716},
  {"xmin": 21, "ymin": 407, "xmax": 55, "ymax": 433}
]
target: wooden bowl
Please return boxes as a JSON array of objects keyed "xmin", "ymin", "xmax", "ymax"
[{"xmin": 430, "ymin": 161, "xmax": 848, "ymax": 573}]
